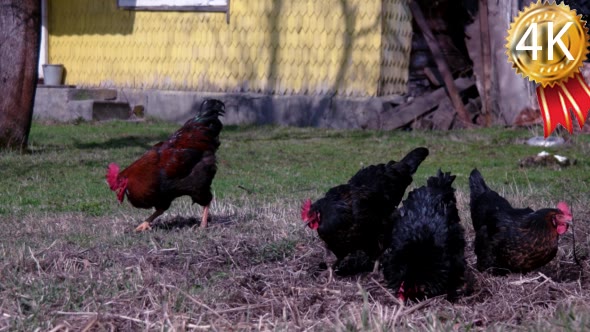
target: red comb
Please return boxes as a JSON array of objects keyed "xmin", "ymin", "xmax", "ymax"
[
  {"xmin": 106, "ymin": 163, "xmax": 120, "ymax": 190},
  {"xmin": 557, "ymin": 201, "xmax": 572, "ymax": 216},
  {"xmin": 301, "ymin": 199, "xmax": 312, "ymax": 220}
]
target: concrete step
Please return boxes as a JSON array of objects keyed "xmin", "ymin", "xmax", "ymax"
[
  {"xmin": 92, "ymin": 101, "xmax": 131, "ymax": 121},
  {"xmin": 68, "ymin": 88, "xmax": 118, "ymax": 101},
  {"xmin": 66, "ymin": 100, "xmax": 131, "ymax": 121},
  {"xmin": 34, "ymin": 86, "xmax": 132, "ymax": 122}
]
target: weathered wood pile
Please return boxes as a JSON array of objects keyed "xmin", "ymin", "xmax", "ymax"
[
  {"xmin": 382, "ymin": 77, "xmax": 480, "ymax": 130},
  {"xmin": 385, "ymin": 0, "xmax": 481, "ymax": 131}
]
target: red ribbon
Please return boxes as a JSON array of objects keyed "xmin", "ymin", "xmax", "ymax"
[
  {"xmin": 537, "ymin": 73, "xmax": 590, "ymax": 138},
  {"xmin": 536, "ymin": 72, "xmax": 590, "ymax": 138}
]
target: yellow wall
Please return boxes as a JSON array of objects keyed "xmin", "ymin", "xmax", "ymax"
[{"xmin": 48, "ymin": 0, "xmax": 411, "ymax": 97}]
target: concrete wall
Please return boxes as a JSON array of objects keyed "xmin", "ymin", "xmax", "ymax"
[{"xmin": 33, "ymin": 86, "xmax": 395, "ymax": 129}]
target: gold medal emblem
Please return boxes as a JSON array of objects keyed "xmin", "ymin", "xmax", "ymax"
[{"xmin": 506, "ymin": 1, "xmax": 590, "ymax": 88}]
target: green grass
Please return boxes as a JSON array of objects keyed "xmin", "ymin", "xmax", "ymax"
[
  {"xmin": 2, "ymin": 121, "xmax": 589, "ymax": 217},
  {"xmin": 1, "ymin": 120, "xmax": 590, "ymax": 331}
]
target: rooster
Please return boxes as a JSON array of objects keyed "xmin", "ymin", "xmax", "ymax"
[
  {"xmin": 301, "ymin": 147, "xmax": 429, "ymax": 276},
  {"xmin": 381, "ymin": 169, "xmax": 466, "ymax": 302},
  {"xmin": 469, "ymin": 168, "xmax": 572, "ymax": 275},
  {"xmin": 106, "ymin": 99, "xmax": 225, "ymax": 232}
]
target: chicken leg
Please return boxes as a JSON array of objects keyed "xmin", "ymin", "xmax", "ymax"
[
  {"xmin": 372, "ymin": 259, "xmax": 380, "ymax": 274},
  {"xmin": 200, "ymin": 204, "xmax": 209, "ymax": 228},
  {"xmin": 323, "ymin": 247, "xmax": 333, "ymax": 286},
  {"xmin": 135, "ymin": 209, "xmax": 164, "ymax": 232}
]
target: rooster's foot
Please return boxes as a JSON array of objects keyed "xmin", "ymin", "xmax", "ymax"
[{"xmin": 135, "ymin": 221, "xmax": 152, "ymax": 232}]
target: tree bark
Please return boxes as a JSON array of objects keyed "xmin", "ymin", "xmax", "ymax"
[{"xmin": 0, "ymin": 0, "xmax": 41, "ymax": 151}]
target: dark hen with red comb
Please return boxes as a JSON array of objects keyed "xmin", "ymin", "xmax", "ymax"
[
  {"xmin": 469, "ymin": 168, "xmax": 572, "ymax": 275},
  {"xmin": 301, "ymin": 147, "xmax": 429, "ymax": 276},
  {"xmin": 106, "ymin": 99, "xmax": 224, "ymax": 231}
]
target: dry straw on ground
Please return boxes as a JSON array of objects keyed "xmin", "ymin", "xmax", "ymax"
[{"xmin": 1, "ymin": 190, "xmax": 589, "ymax": 331}]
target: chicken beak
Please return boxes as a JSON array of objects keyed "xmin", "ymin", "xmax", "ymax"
[
  {"xmin": 116, "ymin": 188, "xmax": 125, "ymax": 203},
  {"xmin": 554, "ymin": 214, "xmax": 573, "ymax": 226},
  {"xmin": 554, "ymin": 215, "xmax": 572, "ymax": 235}
]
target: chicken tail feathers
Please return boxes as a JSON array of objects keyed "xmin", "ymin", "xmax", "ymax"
[
  {"xmin": 183, "ymin": 98, "xmax": 226, "ymax": 141},
  {"xmin": 197, "ymin": 99, "xmax": 225, "ymax": 122},
  {"xmin": 398, "ymin": 147, "xmax": 429, "ymax": 174},
  {"xmin": 427, "ymin": 169, "xmax": 456, "ymax": 190},
  {"xmin": 469, "ymin": 168, "xmax": 489, "ymax": 199}
]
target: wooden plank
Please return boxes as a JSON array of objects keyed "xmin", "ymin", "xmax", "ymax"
[
  {"xmin": 423, "ymin": 67, "xmax": 442, "ymax": 86},
  {"xmin": 430, "ymin": 97, "xmax": 456, "ymax": 130},
  {"xmin": 381, "ymin": 77, "xmax": 475, "ymax": 130},
  {"xmin": 409, "ymin": 1, "xmax": 474, "ymax": 128}
]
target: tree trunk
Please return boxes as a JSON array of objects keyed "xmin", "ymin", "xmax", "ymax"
[{"xmin": 0, "ymin": 0, "xmax": 41, "ymax": 151}]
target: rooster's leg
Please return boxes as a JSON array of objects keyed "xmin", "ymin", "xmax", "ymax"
[
  {"xmin": 200, "ymin": 204, "xmax": 209, "ymax": 228},
  {"xmin": 135, "ymin": 209, "xmax": 164, "ymax": 232}
]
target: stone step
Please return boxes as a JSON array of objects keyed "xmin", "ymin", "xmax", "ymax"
[
  {"xmin": 67, "ymin": 88, "xmax": 118, "ymax": 101},
  {"xmin": 92, "ymin": 101, "xmax": 131, "ymax": 121},
  {"xmin": 67, "ymin": 100, "xmax": 131, "ymax": 121}
]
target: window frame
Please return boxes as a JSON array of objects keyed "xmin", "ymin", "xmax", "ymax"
[{"xmin": 117, "ymin": 0, "xmax": 229, "ymax": 13}]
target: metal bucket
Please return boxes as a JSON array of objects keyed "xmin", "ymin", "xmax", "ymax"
[{"xmin": 42, "ymin": 64, "xmax": 64, "ymax": 85}]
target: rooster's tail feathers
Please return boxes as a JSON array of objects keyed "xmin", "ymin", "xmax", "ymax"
[
  {"xmin": 398, "ymin": 147, "xmax": 429, "ymax": 174},
  {"xmin": 469, "ymin": 168, "xmax": 489, "ymax": 198},
  {"xmin": 197, "ymin": 99, "xmax": 225, "ymax": 121}
]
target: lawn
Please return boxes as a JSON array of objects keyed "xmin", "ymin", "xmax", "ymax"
[{"xmin": 1, "ymin": 120, "xmax": 589, "ymax": 331}]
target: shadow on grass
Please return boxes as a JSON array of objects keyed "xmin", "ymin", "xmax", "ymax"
[
  {"xmin": 222, "ymin": 127, "xmax": 378, "ymax": 142},
  {"xmin": 153, "ymin": 214, "xmax": 235, "ymax": 231},
  {"xmin": 73, "ymin": 135, "xmax": 169, "ymax": 150}
]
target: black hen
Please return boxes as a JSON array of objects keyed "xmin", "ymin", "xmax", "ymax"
[
  {"xmin": 469, "ymin": 168, "xmax": 572, "ymax": 275},
  {"xmin": 381, "ymin": 169, "xmax": 466, "ymax": 301},
  {"xmin": 301, "ymin": 147, "xmax": 429, "ymax": 276}
]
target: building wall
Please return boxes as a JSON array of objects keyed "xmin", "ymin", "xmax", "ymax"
[
  {"xmin": 48, "ymin": 0, "xmax": 411, "ymax": 97},
  {"xmin": 379, "ymin": 0, "xmax": 412, "ymax": 96}
]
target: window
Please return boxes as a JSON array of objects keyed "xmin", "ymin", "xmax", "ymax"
[{"xmin": 117, "ymin": 0, "xmax": 228, "ymax": 12}]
